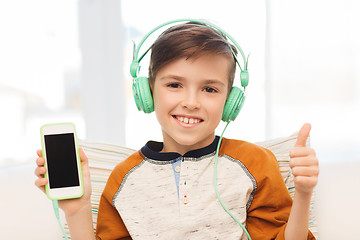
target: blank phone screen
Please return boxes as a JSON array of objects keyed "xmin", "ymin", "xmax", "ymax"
[{"xmin": 44, "ymin": 133, "xmax": 80, "ymax": 189}]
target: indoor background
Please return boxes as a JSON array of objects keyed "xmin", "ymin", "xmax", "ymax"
[{"xmin": 0, "ymin": 0, "xmax": 359, "ymax": 239}]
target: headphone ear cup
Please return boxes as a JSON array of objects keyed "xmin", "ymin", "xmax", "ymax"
[
  {"xmin": 222, "ymin": 87, "xmax": 245, "ymax": 122},
  {"xmin": 132, "ymin": 77, "xmax": 154, "ymax": 113}
]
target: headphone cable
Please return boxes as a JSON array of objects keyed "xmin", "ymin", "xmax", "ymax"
[
  {"xmin": 214, "ymin": 121, "xmax": 252, "ymax": 240},
  {"xmin": 52, "ymin": 200, "xmax": 70, "ymax": 240}
]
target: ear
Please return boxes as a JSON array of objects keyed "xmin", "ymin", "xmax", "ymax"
[{"xmin": 148, "ymin": 78, "xmax": 154, "ymax": 93}]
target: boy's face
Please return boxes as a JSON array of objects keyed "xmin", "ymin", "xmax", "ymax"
[{"xmin": 152, "ymin": 54, "xmax": 230, "ymax": 154}]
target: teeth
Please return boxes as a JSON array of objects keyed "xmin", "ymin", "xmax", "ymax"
[{"xmin": 176, "ymin": 116, "xmax": 200, "ymax": 124}]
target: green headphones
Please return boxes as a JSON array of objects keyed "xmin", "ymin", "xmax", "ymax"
[{"xmin": 130, "ymin": 19, "xmax": 249, "ymax": 122}]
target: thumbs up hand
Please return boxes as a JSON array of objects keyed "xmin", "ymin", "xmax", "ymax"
[{"xmin": 289, "ymin": 123, "xmax": 319, "ymax": 194}]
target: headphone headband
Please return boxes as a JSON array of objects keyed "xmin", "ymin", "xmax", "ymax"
[{"xmin": 130, "ymin": 19, "xmax": 249, "ymax": 88}]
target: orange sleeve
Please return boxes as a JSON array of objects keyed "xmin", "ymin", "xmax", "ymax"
[
  {"xmin": 95, "ymin": 192, "xmax": 130, "ymax": 240},
  {"xmin": 96, "ymin": 152, "xmax": 143, "ymax": 240},
  {"xmin": 245, "ymin": 147, "xmax": 315, "ymax": 240},
  {"xmin": 220, "ymin": 139, "xmax": 315, "ymax": 239}
]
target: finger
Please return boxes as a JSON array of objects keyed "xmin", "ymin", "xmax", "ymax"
[
  {"xmin": 295, "ymin": 123, "xmax": 311, "ymax": 147},
  {"xmin": 36, "ymin": 150, "xmax": 42, "ymax": 157},
  {"xmin": 36, "ymin": 157, "xmax": 45, "ymax": 167},
  {"xmin": 291, "ymin": 166, "xmax": 319, "ymax": 177},
  {"xmin": 289, "ymin": 156, "xmax": 318, "ymax": 168},
  {"xmin": 34, "ymin": 166, "xmax": 47, "ymax": 178},
  {"xmin": 34, "ymin": 176, "xmax": 48, "ymax": 186},
  {"xmin": 79, "ymin": 148, "xmax": 91, "ymax": 180},
  {"xmin": 79, "ymin": 148, "xmax": 89, "ymax": 165},
  {"xmin": 293, "ymin": 176, "xmax": 318, "ymax": 192},
  {"xmin": 290, "ymin": 147, "xmax": 316, "ymax": 158},
  {"xmin": 34, "ymin": 178, "xmax": 48, "ymax": 193}
]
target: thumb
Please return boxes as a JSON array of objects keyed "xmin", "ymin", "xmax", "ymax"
[
  {"xmin": 295, "ymin": 123, "xmax": 311, "ymax": 147},
  {"xmin": 79, "ymin": 147, "xmax": 89, "ymax": 165}
]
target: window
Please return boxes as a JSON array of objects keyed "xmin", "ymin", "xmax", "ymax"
[
  {"xmin": 1, "ymin": 0, "xmax": 359, "ymax": 167},
  {"xmin": 0, "ymin": 1, "xmax": 84, "ymax": 166}
]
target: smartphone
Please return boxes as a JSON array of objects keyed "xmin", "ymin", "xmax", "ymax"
[{"xmin": 40, "ymin": 123, "xmax": 84, "ymax": 200}]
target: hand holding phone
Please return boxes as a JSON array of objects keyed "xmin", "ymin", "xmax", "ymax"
[
  {"xmin": 35, "ymin": 146, "xmax": 93, "ymax": 215},
  {"xmin": 40, "ymin": 123, "xmax": 84, "ymax": 200},
  {"xmin": 36, "ymin": 124, "xmax": 94, "ymax": 239}
]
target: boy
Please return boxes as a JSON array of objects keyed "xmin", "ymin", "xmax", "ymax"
[{"xmin": 35, "ymin": 21, "xmax": 319, "ymax": 239}]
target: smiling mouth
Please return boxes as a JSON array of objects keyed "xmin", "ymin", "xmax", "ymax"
[{"xmin": 173, "ymin": 115, "xmax": 203, "ymax": 124}]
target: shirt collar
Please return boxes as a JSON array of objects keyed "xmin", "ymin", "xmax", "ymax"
[{"xmin": 141, "ymin": 136, "xmax": 220, "ymax": 161}]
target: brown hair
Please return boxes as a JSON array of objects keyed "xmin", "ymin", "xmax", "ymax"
[{"xmin": 148, "ymin": 22, "xmax": 238, "ymax": 94}]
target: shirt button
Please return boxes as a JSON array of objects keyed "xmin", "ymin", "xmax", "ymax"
[
  {"xmin": 175, "ymin": 166, "xmax": 181, "ymax": 173},
  {"xmin": 183, "ymin": 195, "xmax": 189, "ymax": 205}
]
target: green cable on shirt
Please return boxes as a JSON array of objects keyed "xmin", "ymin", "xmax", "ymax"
[{"xmin": 213, "ymin": 121, "xmax": 252, "ymax": 240}]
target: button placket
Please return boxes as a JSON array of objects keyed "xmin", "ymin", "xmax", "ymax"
[
  {"xmin": 179, "ymin": 157, "xmax": 190, "ymax": 206},
  {"xmin": 171, "ymin": 157, "xmax": 182, "ymax": 200}
]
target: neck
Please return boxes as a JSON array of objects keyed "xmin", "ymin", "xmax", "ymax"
[{"xmin": 161, "ymin": 132, "xmax": 215, "ymax": 155}]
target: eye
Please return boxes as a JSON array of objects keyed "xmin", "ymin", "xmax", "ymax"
[
  {"xmin": 167, "ymin": 83, "xmax": 182, "ymax": 88},
  {"xmin": 203, "ymin": 87, "xmax": 218, "ymax": 93}
]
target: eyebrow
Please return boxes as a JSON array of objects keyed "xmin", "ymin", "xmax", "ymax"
[
  {"xmin": 203, "ymin": 79, "xmax": 226, "ymax": 87},
  {"xmin": 158, "ymin": 74, "xmax": 185, "ymax": 81},
  {"xmin": 159, "ymin": 74, "xmax": 226, "ymax": 86}
]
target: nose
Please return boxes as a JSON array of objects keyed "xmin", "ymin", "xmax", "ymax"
[{"xmin": 181, "ymin": 89, "xmax": 200, "ymax": 110}]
